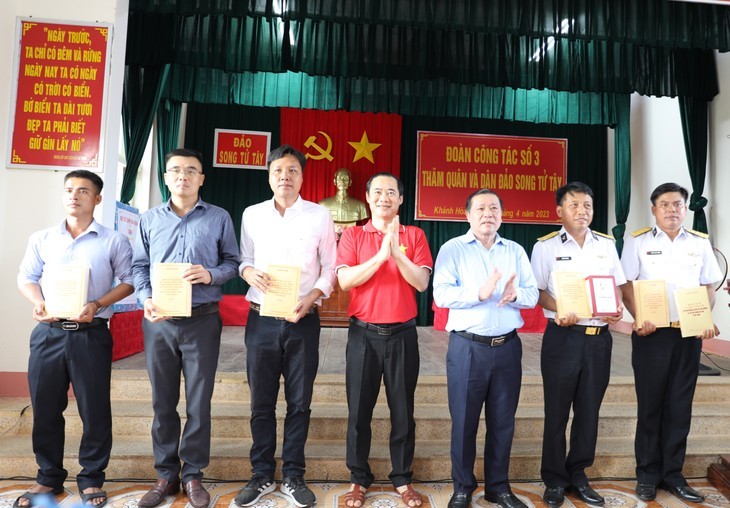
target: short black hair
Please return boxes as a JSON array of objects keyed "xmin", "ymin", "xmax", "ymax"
[
  {"xmin": 555, "ymin": 182, "xmax": 594, "ymax": 205},
  {"xmin": 64, "ymin": 170, "xmax": 103, "ymax": 194},
  {"xmin": 366, "ymin": 172, "xmax": 404, "ymax": 196},
  {"xmin": 650, "ymin": 182, "xmax": 689, "ymax": 205},
  {"xmin": 267, "ymin": 144, "xmax": 307, "ymax": 171},
  {"xmin": 466, "ymin": 188, "xmax": 503, "ymax": 212},
  {"xmin": 165, "ymin": 148, "xmax": 204, "ymax": 170}
]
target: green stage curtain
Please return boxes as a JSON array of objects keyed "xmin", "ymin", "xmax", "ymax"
[
  {"xmin": 678, "ymin": 96, "xmax": 709, "ymax": 233},
  {"xmin": 612, "ymin": 95, "xmax": 631, "ymax": 254},
  {"xmin": 163, "ymin": 65, "xmax": 620, "ymax": 125},
  {"xmin": 130, "ymin": 0, "xmax": 730, "ymax": 53},
  {"xmin": 155, "ymin": 99, "xmax": 182, "ymax": 202},
  {"xmin": 121, "ymin": 65, "xmax": 171, "ymax": 204},
  {"xmin": 127, "ymin": 11, "xmax": 719, "ymax": 100}
]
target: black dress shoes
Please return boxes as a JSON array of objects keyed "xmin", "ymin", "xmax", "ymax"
[
  {"xmin": 447, "ymin": 492, "xmax": 472, "ymax": 508},
  {"xmin": 570, "ymin": 485, "xmax": 604, "ymax": 506},
  {"xmin": 666, "ymin": 485, "xmax": 705, "ymax": 503},
  {"xmin": 635, "ymin": 483, "xmax": 656, "ymax": 501},
  {"xmin": 483, "ymin": 491, "xmax": 527, "ymax": 508},
  {"xmin": 542, "ymin": 487, "xmax": 565, "ymax": 507}
]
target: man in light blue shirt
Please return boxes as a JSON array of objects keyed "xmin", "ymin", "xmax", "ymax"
[
  {"xmin": 433, "ymin": 189, "xmax": 538, "ymax": 508},
  {"xmin": 17, "ymin": 170, "xmax": 134, "ymax": 508}
]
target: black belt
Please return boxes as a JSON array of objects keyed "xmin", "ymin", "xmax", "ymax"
[
  {"xmin": 249, "ymin": 302, "xmax": 318, "ymax": 320},
  {"xmin": 454, "ymin": 329, "xmax": 516, "ymax": 347},
  {"xmin": 551, "ymin": 320, "xmax": 608, "ymax": 336},
  {"xmin": 171, "ymin": 302, "xmax": 219, "ymax": 320},
  {"xmin": 48, "ymin": 317, "xmax": 108, "ymax": 331},
  {"xmin": 350, "ymin": 317, "xmax": 416, "ymax": 336}
]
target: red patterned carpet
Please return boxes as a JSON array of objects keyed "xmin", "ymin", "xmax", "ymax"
[{"xmin": 0, "ymin": 479, "xmax": 727, "ymax": 508}]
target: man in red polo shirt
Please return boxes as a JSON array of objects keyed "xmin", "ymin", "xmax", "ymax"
[{"xmin": 336, "ymin": 172, "xmax": 433, "ymax": 508}]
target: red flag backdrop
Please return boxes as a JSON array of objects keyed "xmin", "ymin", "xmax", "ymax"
[{"xmin": 279, "ymin": 108, "xmax": 402, "ymax": 204}]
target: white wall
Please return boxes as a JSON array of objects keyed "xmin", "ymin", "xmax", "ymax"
[{"xmin": 0, "ymin": 0, "xmax": 128, "ymax": 373}]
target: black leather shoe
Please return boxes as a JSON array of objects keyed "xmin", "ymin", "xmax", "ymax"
[
  {"xmin": 543, "ymin": 487, "xmax": 565, "ymax": 507},
  {"xmin": 483, "ymin": 491, "xmax": 526, "ymax": 508},
  {"xmin": 667, "ymin": 485, "xmax": 705, "ymax": 503},
  {"xmin": 570, "ymin": 485, "xmax": 604, "ymax": 506},
  {"xmin": 447, "ymin": 492, "xmax": 472, "ymax": 508},
  {"xmin": 635, "ymin": 483, "xmax": 656, "ymax": 501}
]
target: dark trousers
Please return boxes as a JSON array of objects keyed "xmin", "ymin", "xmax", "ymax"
[
  {"xmin": 447, "ymin": 331, "xmax": 522, "ymax": 495},
  {"xmin": 245, "ymin": 310, "xmax": 320, "ymax": 478},
  {"xmin": 28, "ymin": 322, "xmax": 113, "ymax": 490},
  {"xmin": 142, "ymin": 312, "xmax": 222, "ymax": 482},
  {"xmin": 632, "ymin": 328, "xmax": 701, "ymax": 487},
  {"xmin": 540, "ymin": 321, "xmax": 612, "ymax": 488},
  {"xmin": 345, "ymin": 322, "xmax": 420, "ymax": 488}
]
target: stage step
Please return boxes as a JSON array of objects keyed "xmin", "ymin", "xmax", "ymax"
[{"xmin": 0, "ymin": 372, "xmax": 729, "ymax": 482}]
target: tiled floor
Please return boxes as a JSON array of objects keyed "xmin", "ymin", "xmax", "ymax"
[
  {"xmin": 112, "ymin": 326, "xmax": 730, "ymax": 377},
  {"xmin": 1, "ymin": 479, "xmax": 728, "ymax": 508}
]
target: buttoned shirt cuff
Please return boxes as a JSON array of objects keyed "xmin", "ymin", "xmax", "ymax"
[
  {"xmin": 314, "ymin": 279, "xmax": 334, "ymax": 299},
  {"xmin": 137, "ymin": 288, "xmax": 152, "ymax": 302},
  {"xmin": 207, "ymin": 267, "xmax": 223, "ymax": 285},
  {"xmin": 238, "ymin": 261, "xmax": 253, "ymax": 277}
]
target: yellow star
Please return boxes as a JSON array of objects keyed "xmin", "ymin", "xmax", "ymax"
[
  {"xmin": 348, "ymin": 131, "xmax": 381, "ymax": 164},
  {"xmin": 399, "ymin": 244, "xmax": 407, "ymax": 254}
]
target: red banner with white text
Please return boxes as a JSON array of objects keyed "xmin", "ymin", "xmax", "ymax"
[
  {"xmin": 8, "ymin": 19, "xmax": 111, "ymax": 170},
  {"xmin": 279, "ymin": 108, "xmax": 402, "ymax": 204},
  {"xmin": 416, "ymin": 131, "xmax": 567, "ymax": 224}
]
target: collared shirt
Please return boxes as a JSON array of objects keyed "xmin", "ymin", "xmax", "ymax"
[
  {"xmin": 531, "ymin": 227, "xmax": 627, "ymax": 326},
  {"xmin": 336, "ymin": 221, "xmax": 433, "ymax": 323},
  {"xmin": 18, "ymin": 219, "xmax": 133, "ymax": 319},
  {"xmin": 132, "ymin": 199, "xmax": 240, "ymax": 306},
  {"xmin": 621, "ymin": 225, "xmax": 721, "ymax": 320},
  {"xmin": 239, "ymin": 196, "xmax": 337, "ymax": 305},
  {"xmin": 433, "ymin": 230, "xmax": 538, "ymax": 336}
]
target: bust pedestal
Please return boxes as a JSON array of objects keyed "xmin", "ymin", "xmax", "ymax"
[
  {"xmin": 319, "ymin": 222, "xmax": 356, "ymax": 327},
  {"xmin": 319, "ymin": 279, "xmax": 350, "ymax": 327}
]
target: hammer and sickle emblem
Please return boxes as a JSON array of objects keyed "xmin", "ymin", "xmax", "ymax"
[{"xmin": 304, "ymin": 131, "xmax": 334, "ymax": 161}]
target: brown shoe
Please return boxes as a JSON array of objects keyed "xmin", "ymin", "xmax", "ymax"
[
  {"xmin": 138, "ymin": 479, "xmax": 180, "ymax": 508},
  {"xmin": 184, "ymin": 480, "xmax": 210, "ymax": 508}
]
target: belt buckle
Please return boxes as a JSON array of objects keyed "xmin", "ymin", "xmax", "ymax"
[
  {"xmin": 585, "ymin": 326, "xmax": 599, "ymax": 335},
  {"xmin": 490, "ymin": 337, "xmax": 505, "ymax": 346},
  {"xmin": 376, "ymin": 325, "xmax": 392, "ymax": 336},
  {"xmin": 61, "ymin": 321, "xmax": 80, "ymax": 331},
  {"xmin": 670, "ymin": 321, "xmax": 681, "ymax": 328}
]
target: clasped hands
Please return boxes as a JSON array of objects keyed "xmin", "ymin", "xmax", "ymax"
[
  {"xmin": 375, "ymin": 216, "xmax": 404, "ymax": 264},
  {"xmin": 479, "ymin": 267, "xmax": 518, "ymax": 306}
]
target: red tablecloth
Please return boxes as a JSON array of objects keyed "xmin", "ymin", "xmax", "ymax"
[
  {"xmin": 432, "ymin": 303, "xmax": 547, "ymax": 333},
  {"xmin": 109, "ymin": 296, "xmax": 251, "ymax": 361}
]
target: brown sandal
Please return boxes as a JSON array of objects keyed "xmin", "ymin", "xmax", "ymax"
[
  {"xmin": 396, "ymin": 485, "xmax": 423, "ymax": 507},
  {"xmin": 344, "ymin": 484, "xmax": 367, "ymax": 507}
]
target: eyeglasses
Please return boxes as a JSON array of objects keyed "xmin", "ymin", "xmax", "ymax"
[
  {"xmin": 657, "ymin": 201, "xmax": 685, "ymax": 211},
  {"xmin": 167, "ymin": 168, "xmax": 202, "ymax": 177}
]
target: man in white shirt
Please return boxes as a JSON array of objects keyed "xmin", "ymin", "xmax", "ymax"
[
  {"xmin": 235, "ymin": 145, "xmax": 337, "ymax": 508},
  {"xmin": 530, "ymin": 182, "xmax": 626, "ymax": 508},
  {"xmin": 621, "ymin": 182, "xmax": 721, "ymax": 504}
]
